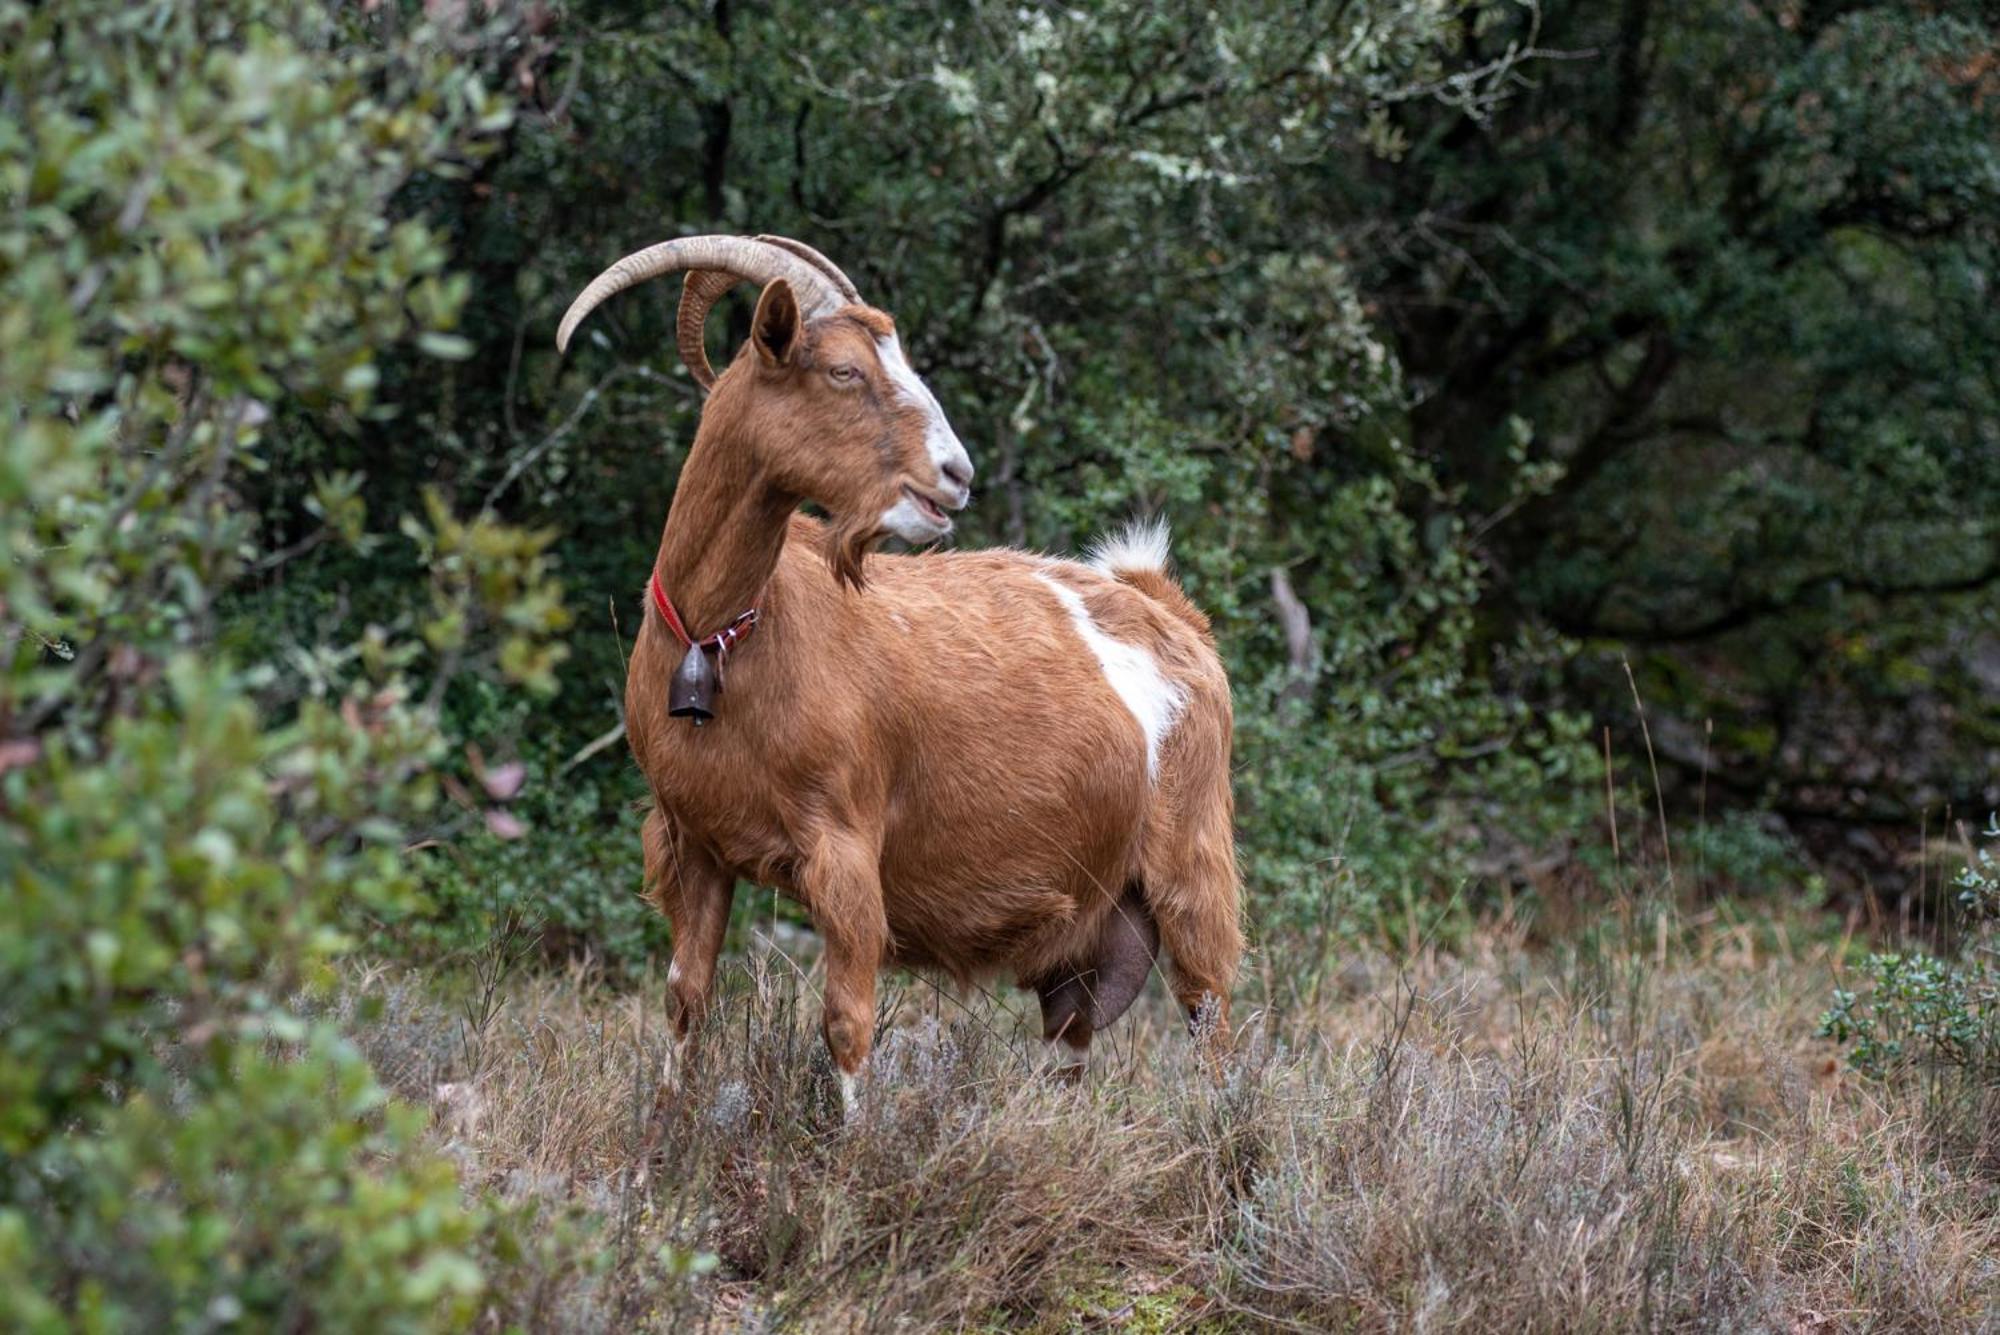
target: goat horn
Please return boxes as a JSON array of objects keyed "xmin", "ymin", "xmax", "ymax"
[
  {"xmin": 754, "ymin": 234, "xmax": 862, "ymax": 304},
  {"xmin": 676, "ymin": 269, "xmax": 741, "ymax": 389},
  {"xmin": 672, "ymin": 238, "xmax": 867, "ymax": 386},
  {"xmin": 554, "ymin": 235, "xmax": 847, "ymax": 359}
]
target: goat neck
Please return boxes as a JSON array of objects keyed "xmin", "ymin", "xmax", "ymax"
[{"xmin": 650, "ymin": 404, "xmax": 794, "ymax": 638}]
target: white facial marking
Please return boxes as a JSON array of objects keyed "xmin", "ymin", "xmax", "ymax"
[
  {"xmin": 879, "ymin": 491, "xmax": 951, "ymax": 543},
  {"xmin": 1035, "ymin": 573, "xmax": 1186, "ymax": 780},
  {"xmin": 875, "ymin": 334, "xmax": 972, "ymax": 504}
]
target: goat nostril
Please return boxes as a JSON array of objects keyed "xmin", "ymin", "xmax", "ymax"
[{"xmin": 943, "ymin": 458, "xmax": 973, "ymax": 491}]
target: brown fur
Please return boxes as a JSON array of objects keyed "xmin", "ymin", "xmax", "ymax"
[{"xmin": 630, "ymin": 280, "xmax": 1241, "ymax": 1077}]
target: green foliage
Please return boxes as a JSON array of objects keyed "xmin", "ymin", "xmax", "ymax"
[
  {"xmin": 1232, "ymin": 443, "xmax": 1597, "ymax": 950},
  {"xmin": 1821, "ymin": 819, "xmax": 1999, "ymax": 1083},
  {"xmin": 0, "ymin": 0, "xmax": 571, "ymax": 1323},
  {"xmin": 0, "ymin": 0, "xmax": 519, "ymax": 707},
  {"xmin": 1821, "ymin": 950, "xmax": 1997, "ymax": 1082},
  {"xmin": 1951, "ymin": 815, "xmax": 2000, "ymax": 923},
  {"xmin": 1369, "ymin": 0, "xmax": 2000, "ymax": 822},
  {"xmin": 0, "ymin": 1036, "xmax": 481, "ymax": 1333},
  {"xmin": 404, "ymin": 488, "xmax": 572, "ymax": 695},
  {"xmin": 409, "ymin": 747, "xmax": 669, "ymax": 978},
  {"xmin": 0, "ymin": 657, "xmax": 445, "ymax": 1151},
  {"xmin": 1679, "ymin": 811, "xmax": 1814, "ymax": 899}
]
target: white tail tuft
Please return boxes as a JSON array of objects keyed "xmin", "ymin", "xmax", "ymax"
[{"xmin": 1087, "ymin": 517, "xmax": 1172, "ymax": 576}]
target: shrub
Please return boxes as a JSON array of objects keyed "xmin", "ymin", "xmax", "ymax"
[
  {"xmin": 406, "ymin": 749, "xmax": 669, "ymax": 980},
  {"xmin": 1820, "ymin": 950, "xmax": 1998, "ymax": 1083},
  {"xmin": 1820, "ymin": 816, "xmax": 1999, "ymax": 1176},
  {"xmin": 0, "ymin": 0, "xmax": 567, "ymax": 1324},
  {"xmin": 1, "ymin": 1036, "xmax": 482, "ymax": 1332},
  {"xmin": 1821, "ymin": 816, "xmax": 1999, "ymax": 1083}
]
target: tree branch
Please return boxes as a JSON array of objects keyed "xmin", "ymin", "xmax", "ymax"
[{"xmin": 1549, "ymin": 544, "xmax": 2000, "ymax": 644}]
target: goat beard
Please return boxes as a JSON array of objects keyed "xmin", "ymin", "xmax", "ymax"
[{"xmin": 821, "ymin": 511, "xmax": 880, "ymax": 591}]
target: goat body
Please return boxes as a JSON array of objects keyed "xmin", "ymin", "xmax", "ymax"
[
  {"xmin": 557, "ymin": 237, "xmax": 1241, "ymax": 1080},
  {"xmin": 633, "ymin": 514, "xmax": 1238, "ymax": 1062}
]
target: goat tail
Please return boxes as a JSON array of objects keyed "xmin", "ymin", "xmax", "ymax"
[{"xmin": 1087, "ymin": 517, "xmax": 1212, "ymax": 639}]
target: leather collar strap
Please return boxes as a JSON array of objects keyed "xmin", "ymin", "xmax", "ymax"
[{"xmin": 648, "ymin": 571, "xmax": 762, "ymax": 658}]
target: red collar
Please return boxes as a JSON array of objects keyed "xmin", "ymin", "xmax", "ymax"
[{"xmin": 648, "ymin": 571, "xmax": 763, "ymax": 658}]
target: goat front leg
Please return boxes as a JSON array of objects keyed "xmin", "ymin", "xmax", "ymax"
[
  {"xmin": 798, "ymin": 825, "xmax": 887, "ymax": 1119},
  {"xmin": 642, "ymin": 805, "xmax": 735, "ymax": 1083}
]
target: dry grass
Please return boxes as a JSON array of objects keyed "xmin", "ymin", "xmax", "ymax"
[{"xmin": 340, "ymin": 913, "xmax": 2000, "ymax": 1332}]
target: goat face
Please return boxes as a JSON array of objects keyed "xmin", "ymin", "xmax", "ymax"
[{"xmin": 736, "ymin": 279, "xmax": 973, "ymax": 562}]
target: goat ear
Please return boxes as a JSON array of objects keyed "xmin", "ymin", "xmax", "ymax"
[{"xmin": 751, "ymin": 278, "xmax": 801, "ymax": 368}]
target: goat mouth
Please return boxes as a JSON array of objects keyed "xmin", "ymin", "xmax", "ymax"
[{"xmin": 903, "ymin": 485, "xmax": 950, "ymax": 529}]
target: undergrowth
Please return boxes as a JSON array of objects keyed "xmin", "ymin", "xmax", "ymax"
[{"xmin": 339, "ymin": 909, "xmax": 2000, "ymax": 1331}]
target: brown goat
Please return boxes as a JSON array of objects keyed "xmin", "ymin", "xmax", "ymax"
[{"xmin": 556, "ymin": 236, "xmax": 1241, "ymax": 1099}]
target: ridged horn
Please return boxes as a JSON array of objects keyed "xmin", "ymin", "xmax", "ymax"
[
  {"xmin": 553, "ymin": 235, "xmax": 848, "ymax": 366},
  {"xmin": 672, "ymin": 236, "xmax": 868, "ymax": 388},
  {"xmin": 755, "ymin": 234, "xmax": 861, "ymax": 304},
  {"xmin": 675, "ymin": 269, "xmax": 742, "ymax": 389}
]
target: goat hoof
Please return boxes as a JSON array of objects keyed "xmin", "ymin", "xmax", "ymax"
[
  {"xmin": 660, "ymin": 1035, "xmax": 691, "ymax": 1096},
  {"xmin": 838, "ymin": 1069, "xmax": 863, "ymax": 1126}
]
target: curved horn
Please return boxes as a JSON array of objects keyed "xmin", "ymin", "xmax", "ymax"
[
  {"xmin": 755, "ymin": 234, "xmax": 862, "ymax": 304},
  {"xmin": 553, "ymin": 235, "xmax": 847, "ymax": 358},
  {"xmin": 672, "ymin": 236, "xmax": 867, "ymax": 387},
  {"xmin": 675, "ymin": 269, "xmax": 741, "ymax": 389}
]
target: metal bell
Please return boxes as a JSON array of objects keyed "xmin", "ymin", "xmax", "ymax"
[{"xmin": 668, "ymin": 642, "xmax": 718, "ymax": 724}]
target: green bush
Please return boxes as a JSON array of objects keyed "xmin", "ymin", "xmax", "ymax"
[
  {"xmin": 406, "ymin": 747, "xmax": 669, "ymax": 979},
  {"xmin": 1821, "ymin": 818, "xmax": 1999, "ymax": 1084},
  {"xmin": 1819, "ymin": 818, "xmax": 1998, "ymax": 1178},
  {"xmin": 0, "ymin": 0, "xmax": 567, "ymax": 1324},
  {"xmin": 1821, "ymin": 950, "xmax": 1998, "ymax": 1083},
  {"xmin": 1, "ymin": 1036, "xmax": 481, "ymax": 1332}
]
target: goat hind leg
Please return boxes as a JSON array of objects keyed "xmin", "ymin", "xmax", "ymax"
[{"xmin": 1143, "ymin": 823, "xmax": 1242, "ymax": 1056}]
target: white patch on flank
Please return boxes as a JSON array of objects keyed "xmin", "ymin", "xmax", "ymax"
[
  {"xmin": 1087, "ymin": 516, "xmax": 1173, "ymax": 576},
  {"xmin": 875, "ymin": 334, "xmax": 973, "ymax": 501},
  {"xmin": 1036, "ymin": 573, "xmax": 1186, "ymax": 780}
]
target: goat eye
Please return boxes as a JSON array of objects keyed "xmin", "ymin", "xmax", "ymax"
[{"xmin": 828, "ymin": 365, "xmax": 861, "ymax": 385}]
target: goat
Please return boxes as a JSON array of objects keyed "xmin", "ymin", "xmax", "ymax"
[{"xmin": 555, "ymin": 235, "xmax": 1241, "ymax": 1098}]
